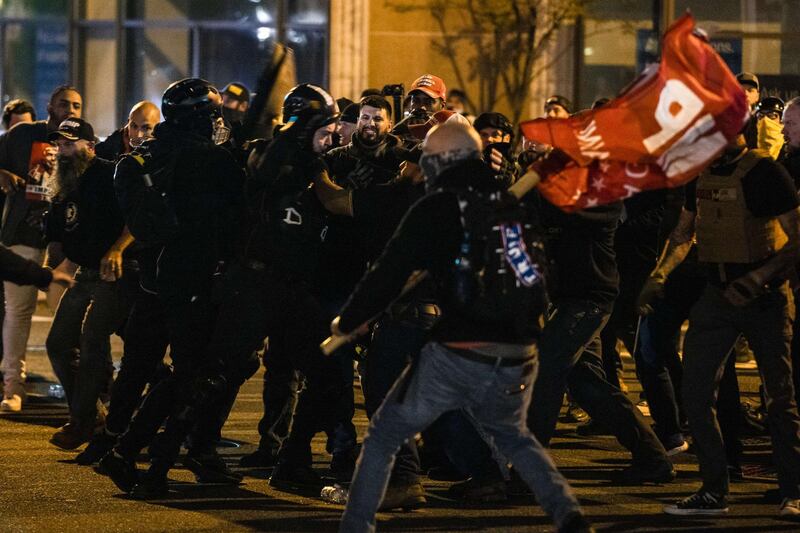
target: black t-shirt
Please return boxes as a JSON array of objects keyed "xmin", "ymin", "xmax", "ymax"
[
  {"xmin": 684, "ymin": 154, "xmax": 799, "ymax": 217},
  {"xmin": 46, "ymin": 158, "xmax": 125, "ymax": 269},
  {"xmin": 533, "ymin": 195, "xmax": 621, "ymax": 311}
]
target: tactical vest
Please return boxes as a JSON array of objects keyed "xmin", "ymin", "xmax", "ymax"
[{"xmin": 696, "ymin": 149, "xmax": 786, "ymax": 264}]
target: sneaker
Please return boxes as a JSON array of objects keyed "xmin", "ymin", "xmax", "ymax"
[
  {"xmin": 558, "ymin": 511, "xmax": 596, "ymax": 533},
  {"xmin": 183, "ymin": 451, "xmax": 243, "ymax": 484},
  {"xmin": 49, "ymin": 422, "xmax": 94, "ymax": 451},
  {"xmin": 76, "ymin": 431, "xmax": 118, "ymax": 466},
  {"xmin": 0, "ymin": 394, "xmax": 22, "ymax": 413},
  {"xmin": 780, "ymin": 498, "xmax": 800, "ymax": 516},
  {"xmin": 269, "ymin": 462, "xmax": 324, "ymax": 496},
  {"xmin": 660, "ymin": 434, "xmax": 690, "ymax": 457},
  {"xmin": 447, "ymin": 477, "xmax": 508, "ymax": 502},
  {"xmin": 663, "ymin": 490, "xmax": 728, "ymax": 516},
  {"xmin": 378, "ymin": 481, "xmax": 426, "ymax": 511},
  {"xmin": 239, "ymin": 448, "xmax": 278, "ymax": 468},
  {"xmin": 99, "ymin": 451, "xmax": 140, "ymax": 494},
  {"xmin": 615, "ymin": 460, "xmax": 676, "ymax": 485},
  {"xmin": 565, "ymin": 402, "xmax": 589, "ymax": 424}
]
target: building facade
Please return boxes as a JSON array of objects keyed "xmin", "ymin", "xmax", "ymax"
[{"xmin": 1, "ymin": 1, "xmax": 798, "ymax": 137}]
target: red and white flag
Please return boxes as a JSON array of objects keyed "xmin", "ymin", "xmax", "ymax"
[{"xmin": 520, "ymin": 13, "xmax": 750, "ymax": 210}]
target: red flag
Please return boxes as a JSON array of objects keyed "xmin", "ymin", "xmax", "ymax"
[{"xmin": 520, "ymin": 14, "xmax": 749, "ymax": 210}]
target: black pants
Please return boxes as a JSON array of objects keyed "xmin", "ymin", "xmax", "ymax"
[
  {"xmin": 105, "ymin": 283, "xmax": 170, "ymax": 435},
  {"xmin": 599, "ymin": 219, "xmax": 660, "ymax": 388},
  {"xmin": 199, "ymin": 262, "xmax": 351, "ymax": 467},
  {"xmin": 116, "ymin": 289, "xmax": 217, "ymax": 470},
  {"xmin": 361, "ymin": 318, "xmax": 428, "ymax": 485}
]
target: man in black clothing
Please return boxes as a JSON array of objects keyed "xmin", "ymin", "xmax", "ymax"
[
  {"xmin": 100, "ymin": 78, "xmax": 245, "ymax": 496},
  {"xmin": 334, "ymin": 121, "xmax": 591, "ymax": 533},
  {"xmin": 641, "ymin": 134, "xmax": 800, "ymax": 517},
  {"xmin": 44, "ymin": 118, "xmax": 134, "ymax": 450},
  {"xmin": 95, "ymin": 101, "xmax": 160, "ymax": 161},
  {"xmin": 317, "ymin": 95, "xmax": 432, "ymax": 508},
  {"xmin": 197, "ymin": 84, "xmax": 353, "ymax": 495},
  {"xmin": 525, "ymin": 187, "xmax": 674, "ymax": 483}
]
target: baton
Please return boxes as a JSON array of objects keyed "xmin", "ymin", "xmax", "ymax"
[{"xmin": 320, "ymin": 270, "xmax": 429, "ymax": 356}]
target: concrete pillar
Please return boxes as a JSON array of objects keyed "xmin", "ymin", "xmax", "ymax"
[{"xmin": 329, "ymin": 0, "xmax": 369, "ymax": 101}]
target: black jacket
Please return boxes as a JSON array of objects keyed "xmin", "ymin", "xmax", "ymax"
[
  {"xmin": 95, "ymin": 128, "xmax": 126, "ymax": 162},
  {"xmin": 339, "ymin": 159, "xmax": 535, "ymax": 343},
  {"xmin": 243, "ymin": 132, "xmax": 330, "ymax": 285},
  {"xmin": 324, "ymin": 133, "xmax": 410, "ymax": 189},
  {"xmin": 114, "ymin": 122, "xmax": 245, "ymax": 301},
  {"xmin": 0, "ymin": 244, "xmax": 52, "ymax": 288}
]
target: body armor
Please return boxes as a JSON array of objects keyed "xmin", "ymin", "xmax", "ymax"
[{"xmin": 696, "ymin": 149, "xmax": 786, "ymax": 264}]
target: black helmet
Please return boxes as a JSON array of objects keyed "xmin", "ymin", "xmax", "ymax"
[
  {"xmin": 162, "ymin": 78, "xmax": 230, "ymax": 143},
  {"xmin": 755, "ymin": 96, "xmax": 785, "ymax": 118},
  {"xmin": 162, "ymin": 78, "xmax": 221, "ymax": 124},
  {"xmin": 280, "ymin": 84, "xmax": 339, "ymax": 141}
]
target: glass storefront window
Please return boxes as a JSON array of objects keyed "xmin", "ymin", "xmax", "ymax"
[
  {"xmin": 198, "ymin": 28, "xmax": 275, "ymax": 95},
  {"xmin": 1, "ymin": 0, "xmax": 328, "ymax": 127},
  {"xmin": 288, "ymin": 27, "xmax": 327, "ymax": 87},
  {"xmin": 0, "ymin": 0, "xmax": 68, "ymax": 18},
  {"xmin": 127, "ymin": 0, "xmax": 278, "ymax": 22},
  {"xmin": 289, "ymin": 0, "xmax": 328, "ymax": 25},
  {"xmin": 2, "ymin": 22, "xmax": 69, "ymax": 117},
  {"xmin": 124, "ymin": 28, "xmax": 190, "ymax": 116}
]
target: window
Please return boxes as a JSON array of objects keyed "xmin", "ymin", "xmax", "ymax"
[{"xmin": 0, "ymin": 0, "xmax": 329, "ymax": 134}]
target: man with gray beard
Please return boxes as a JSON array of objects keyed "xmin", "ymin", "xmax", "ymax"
[{"xmin": 44, "ymin": 118, "xmax": 134, "ymax": 450}]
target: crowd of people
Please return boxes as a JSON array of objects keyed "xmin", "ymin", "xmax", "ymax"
[{"xmin": 0, "ymin": 67, "xmax": 799, "ymax": 533}]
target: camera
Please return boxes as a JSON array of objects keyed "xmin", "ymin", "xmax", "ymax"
[{"xmin": 381, "ymin": 84, "xmax": 404, "ymax": 97}]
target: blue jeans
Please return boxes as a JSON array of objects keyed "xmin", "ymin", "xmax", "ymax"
[{"xmin": 340, "ymin": 342, "xmax": 581, "ymax": 533}]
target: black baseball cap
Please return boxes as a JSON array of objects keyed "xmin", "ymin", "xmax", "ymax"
[
  {"xmin": 473, "ymin": 112, "xmax": 513, "ymax": 136},
  {"xmin": 340, "ymin": 103, "xmax": 359, "ymax": 124},
  {"xmin": 545, "ymin": 95, "xmax": 572, "ymax": 114},
  {"xmin": 222, "ymin": 82, "xmax": 251, "ymax": 103},
  {"xmin": 736, "ymin": 72, "xmax": 759, "ymax": 90},
  {"xmin": 48, "ymin": 117, "xmax": 97, "ymax": 142}
]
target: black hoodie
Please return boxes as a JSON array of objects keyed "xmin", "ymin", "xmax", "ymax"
[{"xmin": 339, "ymin": 158, "xmax": 536, "ymax": 344}]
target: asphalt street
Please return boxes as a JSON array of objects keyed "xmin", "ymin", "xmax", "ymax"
[{"xmin": 1, "ymin": 302, "xmax": 799, "ymax": 532}]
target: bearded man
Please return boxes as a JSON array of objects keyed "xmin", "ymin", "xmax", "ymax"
[{"xmin": 45, "ymin": 118, "xmax": 134, "ymax": 450}]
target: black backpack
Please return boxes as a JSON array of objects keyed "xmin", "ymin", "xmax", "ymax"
[{"xmin": 444, "ymin": 187, "xmax": 550, "ymax": 340}]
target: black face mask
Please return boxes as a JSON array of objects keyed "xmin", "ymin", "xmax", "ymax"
[
  {"xmin": 483, "ymin": 142, "xmax": 512, "ymax": 161},
  {"xmin": 222, "ymin": 106, "xmax": 245, "ymax": 125}
]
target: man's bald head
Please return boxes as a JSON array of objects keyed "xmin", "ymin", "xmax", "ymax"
[
  {"xmin": 127, "ymin": 101, "xmax": 160, "ymax": 147},
  {"xmin": 419, "ymin": 121, "xmax": 482, "ymax": 183},
  {"xmin": 783, "ymin": 98, "xmax": 800, "ymax": 153}
]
